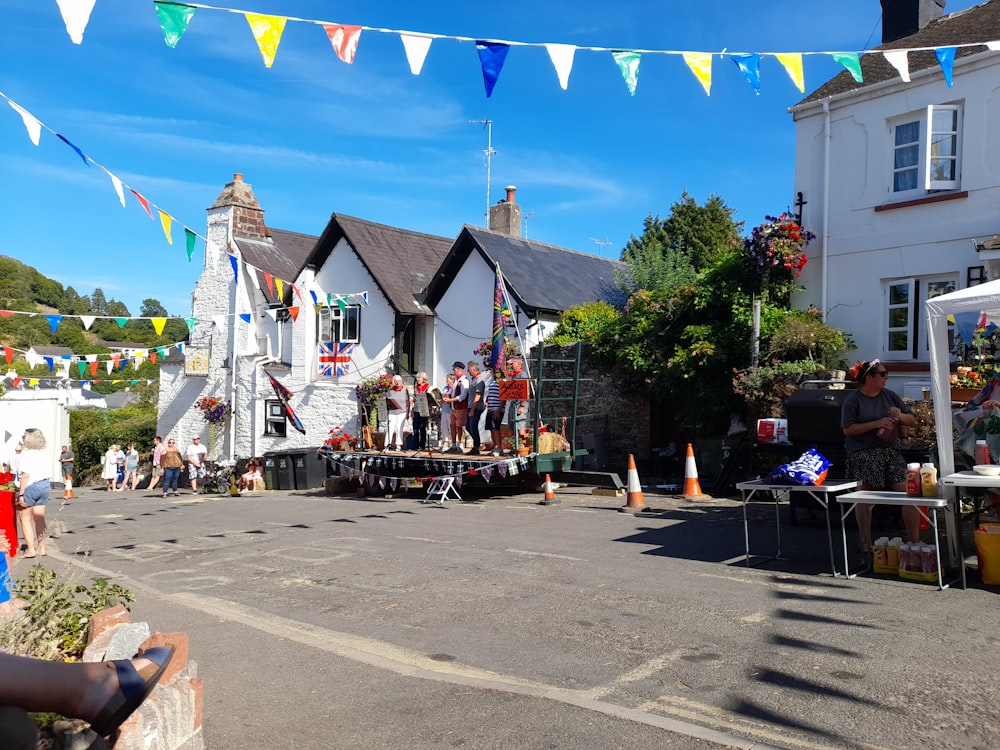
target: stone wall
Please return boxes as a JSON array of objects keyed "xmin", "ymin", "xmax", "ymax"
[{"xmin": 531, "ymin": 343, "xmax": 649, "ymax": 473}]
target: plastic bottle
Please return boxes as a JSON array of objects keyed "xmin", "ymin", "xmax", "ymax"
[
  {"xmin": 975, "ymin": 440, "xmax": 991, "ymax": 466},
  {"xmin": 876, "ymin": 416, "xmax": 898, "ymax": 440},
  {"xmin": 905, "ymin": 463, "xmax": 922, "ymax": 496},
  {"xmin": 920, "ymin": 463, "xmax": 938, "ymax": 498}
]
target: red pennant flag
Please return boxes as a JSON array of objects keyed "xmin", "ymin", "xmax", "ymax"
[
  {"xmin": 287, "ymin": 306, "xmax": 299, "ymax": 321},
  {"xmin": 263, "ymin": 272, "xmax": 275, "ymax": 296},
  {"xmin": 149, "ymin": 351, "xmax": 157, "ymax": 364},
  {"xmin": 323, "ymin": 24, "xmax": 362, "ymax": 63},
  {"xmin": 12, "ymin": 377, "xmax": 21, "ymax": 389},
  {"xmin": 89, "ymin": 361, "xmax": 99, "ymax": 376},
  {"xmin": 129, "ymin": 189, "xmax": 154, "ymax": 218},
  {"xmin": 3, "ymin": 346, "xmax": 12, "ymax": 364},
  {"xmin": 0, "ymin": 310, "xmax": 14, "ymax": 317}
]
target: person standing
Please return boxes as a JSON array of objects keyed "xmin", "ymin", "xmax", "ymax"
[
  {"xmin": 439, "ymin": 373, "xmax": 455, "ymax": 450},
  {"xmin": 101, "ymin": 444, "xmax": 118, "ymax": 492},
  {"xmin": 59, "ymin": 444, "xmax": 74, "ymax": 492},
  {"xmin": 122, "ymin": 443, "xmax": 140, "ymax": 491},
  {"xmin": 161, "ymin": 439, "xmax": 184, "ymax": 497},
  {"xmin": 113, "ymin": 444, "xmax": 126, "ymax": 491},
  {"xmin": 484, "ymin": 370, "xmax": 504, "ymax": 456},
  {"xmin": 503, "ymin": 359, "xmax": 530, "ymax": 454},
  {"xmin": 411, "ymin": 372, "xmax": 430, "ymax": 451},
  {"xmin": 465, "ymin": 361, "xmax": 486, "ymax": 454},
  {"xmin": 841, "ymin": 358, "xmax": 920, "ymax": 552},
  {"xmin": 185, "ymin": 436, "xmax": 207, "ymax": 494},
  {"xmin": 445, "ymin": 362, "xmax": 468, "ymax": 453},
  {"xmin": 385, "ymin": 375, "xmax": 410, "ymax": 452},
  {"xmin": 15, "ymin": 428, "xmax": 51, "ymax": 558},
  {"xmin": 147, "ymin": 436, "xmax": 164, "ymax": 493}
]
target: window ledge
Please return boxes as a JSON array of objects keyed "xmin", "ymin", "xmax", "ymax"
[{"xmin": 874, "ymin": 191, "xmax": 968, "ymax": 212}]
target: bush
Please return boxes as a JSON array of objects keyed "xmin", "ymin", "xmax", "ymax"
[
  {"xmin": 732, "ymin": 359, "xmax": 827, "ymax": 421},
  {"xmin": 70, "ymin": 406, "xmax": 157, "ymax": 484}
]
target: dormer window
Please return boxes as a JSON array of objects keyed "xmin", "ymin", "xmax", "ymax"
[{"xmin": 889, "ymin": 104, "xmax": 962, "ymax": 195}]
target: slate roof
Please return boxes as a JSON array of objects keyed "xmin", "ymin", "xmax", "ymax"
[
  {"xmin": 423, "ymin": 226, "xmax": 626, "ymax": 315},
  {"xmin": 29, "ymin": 346, "xmax": 73, "ymax": 357},
  {"xmin": 305, "ymin": 214, "xmax": 453, "ymax": 317},
  {"xmin": 233, "ymin": 227, "xmax": 318, "ymax": 304},
  {"xmin": 796, "ymin": 0, "xmax": 1000, "ymax": 106}
]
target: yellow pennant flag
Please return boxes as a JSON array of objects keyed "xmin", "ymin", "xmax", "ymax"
[
  {"xmin": 774, "ymin": 53, "xmax": 805, "ymax": 93},
  {"xmin": 158, "ymin": 210, "xmax": 174, "ymax": 244},
  {"xmin": 682, "ymin": 53, "xmax": 712, "ymax": 95},
  {"xmin": 245, "ymin": 13, "xmax": 287, "ymax": 68},
  {"xmin": 151, "ymin": 317, "xmax": 167, "ymax": 336},
  {"xmin": 29, "ymin": 378, "xmax": 39, "ymax": 387},
  {"xmin": 275, "ymin": 278, "xmax": 285, "ymax": 299}
]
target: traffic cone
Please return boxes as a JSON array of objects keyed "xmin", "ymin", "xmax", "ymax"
[
  {"xmin": 681, "ymin": 443, "xmax": 711, "ymax": 500},
  {"xmin": 620, "ymin": 454, "xmax": 646, "ymax": 513},
  {"xmin": 539, "ymin": 474, "xmax": 557, "ymax": 505},
  {"xmin": 63, "ymin": 477, "xmax": 74, "ymax": 500}
]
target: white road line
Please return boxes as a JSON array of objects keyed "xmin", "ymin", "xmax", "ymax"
[
  {"xmin": 581, "ymin": 651, "xmax": 685, "ymax": 699},
  {"xmin": 505, "ymin": 548, "xmax": 586, "ymax": 561}
]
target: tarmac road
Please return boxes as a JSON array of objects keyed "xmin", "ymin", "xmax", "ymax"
[{"xmin": 24, "ymin": 483, "xmax": 1000, "ymax": 750}]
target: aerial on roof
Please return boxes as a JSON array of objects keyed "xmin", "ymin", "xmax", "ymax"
[{"xmin": 797, "ymin": 0, "xmax": 1000, "ymax": 106}]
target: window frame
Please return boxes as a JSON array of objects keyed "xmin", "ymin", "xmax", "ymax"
[
  {"xmin": 888, "ymin": 104, "xmax": 962, "ymax": 197},
  {"xmin": 263, "ymin": 399, "xmax": 287, "ymax": 437},
  {"xmin": 316, "ymin": 304, "xmax": 361, "ymax": 344},
  {"xmin": 882, "ymin": 274, "xmax": 957, "ymax": 361}
]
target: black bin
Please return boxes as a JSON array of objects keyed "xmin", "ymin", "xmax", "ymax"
[
  {"xmin": 274, "ymin": 452, "xmax": 295, "ymax": 490},
  {"xmin": 291, "ymin": 453, "xmax": 308, "ymax": 489},
  {"xmin": 263, "ymin": 455, "xmax": 279, "ymax": 491},
  {"xmin": 305, "ymin": 451, "xmax": 329, "ymax": 488}
]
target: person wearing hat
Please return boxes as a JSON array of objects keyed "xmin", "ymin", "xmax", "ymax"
[
  {"xmin": 443, "ymin": 361, "xmax": 469, "ymax": 453},
  {"xmin": 185, "ymin": 436, "xmax": 208, "ymax": 494}
]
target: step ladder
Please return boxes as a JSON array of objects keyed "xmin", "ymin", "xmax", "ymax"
[{"xmin": 422, "ymin": 476, "xmax": 463, "ymax": 504}]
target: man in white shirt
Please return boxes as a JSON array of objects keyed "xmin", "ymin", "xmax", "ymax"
[{"xmin": 185, "ymin": 436, "xmax": 208, "ymax": 494}]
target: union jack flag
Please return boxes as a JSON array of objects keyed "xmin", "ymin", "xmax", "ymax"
[{"xmin": 318, "ymin": 342, "xmax": 353, "ymax": 377}]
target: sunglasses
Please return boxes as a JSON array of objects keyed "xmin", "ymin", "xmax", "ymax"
[{"xmin": 872, "ymin": 370, "xmax": 889, "ymax": 377}]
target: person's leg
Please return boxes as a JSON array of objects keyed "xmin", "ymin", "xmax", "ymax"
[
  {"xmin": 190, "ymin": 466, "xmax": 198, "ymax": 493},
  {"xmin": 856, "ymin": 502, "xmax": 874, "ymax": 551},
  {"xmin": 900, "ymin": 505, "xmax": 921, "ymax": 543},
  {"xmin": 147, "ymin": 469, "xmax": 160, "ymax": 491},
  {"xmin": 17, "ymin": 507, "xmax": 36, "ymax": 557},
  {"xmin": 32, "ymin": 507, "xmax": 47, "ymax": 556},
  {"xmin": 0, "ymin": 705, "xmax": 38, "ymax": 750}
]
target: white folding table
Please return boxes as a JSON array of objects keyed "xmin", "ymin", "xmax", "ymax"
[
  {"xmin": 735, "ymin": 479, "xmax": 858, "ymax": 576},
  {"xmin": 836, "ymin": 491, "xmax": 951, "ymax": 589},
  {"xmin": 941, "ymin": 470, "xmax": 1000, "ymax": 589}
]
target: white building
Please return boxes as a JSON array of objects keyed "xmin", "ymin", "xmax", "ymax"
[{"xmin": 789, "ymin": 0, "xmax": 1000, "ymax": 395}]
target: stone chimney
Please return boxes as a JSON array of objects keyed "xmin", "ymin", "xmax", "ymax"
[
  {"xmin": 881, "ymin": 0, "xmax": 946, "ymax": 44},
  {"xmin": 208, "ymin": 173, "xmax": 269, "ymax": 239},
  {"xmin": 488, "ymin": 185, "xmax": 522, "ymax": 237}
]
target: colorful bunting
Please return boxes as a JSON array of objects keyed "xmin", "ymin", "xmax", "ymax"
[
  {"xmin": 476, "ymin": 41, "xmax": 509, "ymax": 98},
  {"xmin": 6, "ymin": 100, "xmax": 41, "ymax": 145},
  {"xmin": 612, "ymin": 50, "xmax": 641, "ymax": 96},
  {"xmin": 832, "ymin": 52, "xmax": 863, "ymax": 83},
  {"xmin": 45, "ymin": 315, "xmax": 63, "ymax": 333},
  {"xmin": 884, "ymin": 50, "xmax": 910, "ymax": 83},
  {"xmin": 151, "ymin": 318, "xmax": 167, "ymax": 336},
  {"xmin": 545, "ymin": 43, "xmax": 576, "ymax": 90},
  {"xmin": 185, "ymin": 228, "xmax": 197, "ymax": 261},
  {"xmin": 56, "ymin": 134, "xmax": 89, "ymax": 165},
  {"xmin": 731, "ymin": 53, "xmax": 761, "ymax": 95},
  {"xmin": 936, "ymin": 47, "xmax": 957, "ymax": 87},
  {"xmin": 158, "ymin": 209, "xmax": 174, "ymax": 244},
  {"xmin": 400, "ymin": 33, "xmax": 432, "ymax": 75},
  {"xmin": 775, "ymin": 53, "xmax": 804, "ymax": 93},
  {"xmin": 129, "ymin": 189, "xmax": 153, "ymax": 218},
  {"xmin": 683, "ymin": 52, "xmax": 712, "ymax": 95},
  {"xmin": 323, "ymin": 24, "xmax": 361, "ymax": 64},
  {"xmin": 245, "ymin": 13, "xmax": 287, "ymax": 68},
  {"xmin": 154, "ymin": 1, "xmax": 195, "ymax": 48},
  {"xmin": 56, "ymin": 0, "xmax": 97, "ymax": 45}
]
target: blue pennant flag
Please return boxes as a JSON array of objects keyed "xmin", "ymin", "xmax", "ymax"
[{"xmin": 731, "ymin": 53, "xmax": 761, "ymax": 95}]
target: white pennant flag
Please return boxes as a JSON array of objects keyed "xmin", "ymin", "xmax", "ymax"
[
  {"xmin": 84, "ymin": 354, "xmax": 97, "ymax": 363},
  {"xmin": 107, "ymin": 171, "xmax": 126, "ymax": 207},
  {"xmin": 987, "ymin": 41, "xmax": 1000, "ymax": 51},
  {"xmin": 7, "ymin": 100, "xmax": 41, "ymax": 145},
  {"xmin": 883, "ymin": 50, "xmax": 911, "ymax": 82},
  {"xmin": 400, "ymin": 33, "xmax": 432, "ymax": 75},
  {"xmin": 56, "ymin": 0, "xmax": 98, "ymax": 45},
  {"xmin": 264, "ymin": 308, "xmax": 279, "ymax": 321},
  {"xmin": 544, "ymin": 43, "xmax": 577, "ymax": 89},
  {"xmin": 79, "ymin": 315, "xmax": 96, "ymax": 330},
  {"xmin": 106, "ymin": 360, "xmax": 115, "ymax": 375}
]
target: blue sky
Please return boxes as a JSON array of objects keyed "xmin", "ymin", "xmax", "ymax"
[{"xmin": 0, "ymin": 0, "xmax": 983, "ymax": 317}]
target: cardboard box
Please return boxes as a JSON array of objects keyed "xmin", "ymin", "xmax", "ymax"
[{"xmin": 756, "ymin": 418, "xmax": 789, "ymax": 443}]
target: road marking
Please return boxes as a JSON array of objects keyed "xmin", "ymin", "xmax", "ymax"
[
  {"xmin": 696, "ymin": 572, "xmax": 829, "ymax": 596},
  {"xmin": 581, "ymin": 651, "xmax": 685, "ymax": 699},
  {"xmin": 506, "ymin": 548, "xmax": 585, "ymax": 561},
  {"xmin": 398, "ymin": 536, "xmax": 453, "ymax": 545}
]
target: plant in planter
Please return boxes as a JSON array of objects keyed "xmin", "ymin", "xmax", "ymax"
[
  {"xmin": 324, "ymin": 426, "xmax": 358, "ymax": 452},
  {"xmin": 355, "ymin": 374, "xmax": 393, "ymax": 431},
  {"xmin": 194, "ymin": 396, "xmax": 232, "ymax": 458},
  {"xmin": 744, "ymin": 214, "xmax": 815, "ymax": 302},
  {"xmin": 732, "ymin": 359, "xmax": 827, "ymax": 422}
]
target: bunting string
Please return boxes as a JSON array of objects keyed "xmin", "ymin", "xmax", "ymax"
[{"xmin": 320, "ymin": 448, "xmax": 534, "ymax": 484}]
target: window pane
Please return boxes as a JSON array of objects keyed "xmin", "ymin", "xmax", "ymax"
[
  {"xmin": 929, "ymin": 158, "xmax": 956, "ymax": 182},
  {"xmin": 888, "ymin": 283, "xmax": 910, "ymax": 305},
  {"xmin": 932, "ymin": 108, "xmax": 957, "ymax": 133},
  {"xmin": 888, "ymin": 331, "xmax": 909, "ymax": 351},
  {"xmin": 894, "ymin": 145, "xmax": 919, "ymax": 168},
  {"xmin": 889, "ymin": 308, "xmax": 909, "ymax": 327},
  {"xmin": 894, "ymin": 171, "xmax": 918, "ymax": 191},
  {"xmin": 926, "ymin": 279, "xmax": 956, "ymax": 300},
  {"xmin": 895, "ymin": 121, "xmax": 919, "ymax": 145},
  {"xmin": 930, "ymin": 133, "xmax": 956, "ymax": 157}
]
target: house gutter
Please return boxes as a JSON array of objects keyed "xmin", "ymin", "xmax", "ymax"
[{"xmin": 822, "ymin": 98, "xmax": 831, "ymax": 321}]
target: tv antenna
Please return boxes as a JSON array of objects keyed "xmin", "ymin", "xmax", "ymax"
[
  {"xmin": 523, "ymin": 210, "xmax": 535, "ymax": 238},
  {"xmin": 469, "ymin": 118, "xmax": 495, "ymax": 226},
  {"xmin": 589, "ymin": 237, "xmax": 613, "ymax": 256}
]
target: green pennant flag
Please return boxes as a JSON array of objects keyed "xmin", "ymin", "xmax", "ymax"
[
  {"xmin": 612, "ymin": 50, "xmax": 641, "ymax": 96},
  {"xmin": 154, "ymin": 1, "xmax": 196, "ymax": 48},
  {"xmin": 185, "ymin": 228, "xmax": 196, "ymax": 261},
  {"xmin": 115, "ymin": 317, "xmax": 128, "ymax": 328},
  {"xmin": 335, "ymin": 296, "xmax": 347, "ymax": 311},
  {"xmin": 77, "ymin": 361, "xmax": 86, "ymax": 377},
  {"xmin": 184, "ymin": 316, "xmax": 197, "ymax": 332},
  {"xmin": 832, "ymin": 52, "xmax": 863, "ymax": 83}
]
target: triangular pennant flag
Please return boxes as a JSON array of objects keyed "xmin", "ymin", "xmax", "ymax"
[
  {"xmin": 151, "ymin": 317, "xmax": 167, "ymax": 336},
  {"xmin": 106, "ymin": 360, "xmax": 114, "ymax": 375},
  {"xmin": 263, "ymin": 272, "xmax": 275, "ymax": 296},
  {"xmin": 7, "ymin": 100, "xmax": 41, "ymax": 145},
  {"xmin": 264, "ymin": 309, "xmax": 279, "ymax": 322},
  {"xmin": 158, "ymin": 210, "xmax": 174, "ymax": 244},
  {"xmin": 154, "ymin": 1, "xmax": 195, "ymax": 48},
  {"xmin": 400, "ymin": 33, "xmax": 432, "ymax": 75},
  {"xmin": 774, "ymin": 53, "xmax": 804, "ymax": 93},
  {"xmin": 275, "ymin": 278, "xmax": 284, "ymax": 299},
  {"xmin": 292, "ymin": 284, "xmax": 304, "ymax": 303},
  {"xmin": 611, "ymin": 50, "xmax": 641, "ymax": 96},
  {"xmin": 184, "ymin": 317, "xmax": 197, "ymax": 333},
  {"xmin": 149, "ymin": 351, "xmax": 157, "ymax": 364},
  {"xmin": 682, "ymin": 53, "xmax": 713, "ymax": 95},
  {"xmin": 89, "ymin": 361, "xmax": 98, "ymax": 376},
  {"xmin": 831, "ymin": 52, "xmax": 863, "ymax": 83},
  {"xmin": 3, "ymin": 347, "xmax": 12, "ymax": 365},
  {"xmin": 12, "ymin": 377, "xmax": 21, "ymax": 389},
  {"xmin": 884, "ymin": 50, "xmax": 910, "ymax": 82},
  {"xmin": 79, "ymin": 315, "xmax": 96, "ymax": 330},
  {"xmin": 545, "ymin": 43, "xmax": 576, "ymax": 90},
  {"xmin": 287, "ymin": 306, "xmax": 300, "ymax": 322},
  {"xmin": 28, "ymin": 378, "xmax": 39, "ymax": 387},
  {"xmin": 935, "ymin": 46, "xmax": 957, "ymax": 87},
  {"xmin": 323, "ymin": 24, "xmax": 362, "ymax": 64},
  {"xmin": 106, "ymin": 170, "xmax": 127, "ymax": 207},
  {"xmin": 56, "ymin": 133, "xmax": 89, "ymax": 165},
  {"xmin": 56, "ymin": 0, "xmax": 97, "ymax": 44},
  {"xmin": 731, "ymin": 53, "xmax": 761, "ymax": 94},
  {"xmin": 309, "ymin": 290, "xmax": 319, "ymax": 307},
  {"xmin": 229, "ymin": 254, "xmax": 239, "ymax": 283},
  {"xmin": 239, "ymin": 313, "xmax": 252, "ymax": 324},
  {"xmin": 129, "ymin": 189, "xmax": 154, "ymax": 218},
  {"xmin": 0, "ymin": 310, "xmax": 14, "ymax": 317},
  {"xmin": 361, "ymin": 291, "xmax": 369, "ymax": 306},
  {"xmin": 245, "ymin": 13, "xmax": 287, "ymax": 68},
  {"xmin": 84, "ymin": 354, "xmax": 97, "ymax": 363},
  {"xmin": 45, "ymin": 314, "xmax": 63, "ymax": 333},
  {"xmin": 335, "ymin": 296, "xmax": 346, "ymax": 312},
  {"xmin": 482, "ymin": 467, "xmax": 493, "ymax": 482},
  {"xmin": 77, "ymin": 361, "xmax": 86, "ymax": 377},
  {"xmin": 114, "ymin": 317, "xmax": 128, "ymax": 328},
  {"xmin": 176, "ymin": 342, "xmax": 185, "ymax": 355},
  {"xmin": 44, "ymin": 356, "xmax": 54, "ymax": 373},
  {"xmin": 185, "ymin": 228, "xmax": 197, "ymax": 261},
  {"xmin": 476, "ymin": 41, "xmax": 510, "ymax": 98}
]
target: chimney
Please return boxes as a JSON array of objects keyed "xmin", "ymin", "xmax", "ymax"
[
  {"xmin": 489, "ymin": 185, "xmax": 522, "ymax": 237},
  {"xmin": 208, "ymin": 172, "xmax": 269, "ymax": 239},
  {"xmin": 881, "ymin": 0, "xmax": 946, "ymax": 44}
]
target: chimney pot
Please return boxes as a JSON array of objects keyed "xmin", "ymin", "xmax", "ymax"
[
  {"xmin": 234, "ymin": 173, "xmax": 243, "ymax": 182},
  {"xmin": 505, "ymin": 185, "xmax": 517, "ymax": 204}
]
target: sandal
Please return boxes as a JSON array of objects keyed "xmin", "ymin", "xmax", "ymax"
[{"xmin": 90, "ymin": 646, "xmax": 175, "ymax": 743}]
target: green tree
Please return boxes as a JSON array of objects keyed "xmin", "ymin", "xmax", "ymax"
[{"xmin": 89, "ymin": 288, "xmax": 108, "ymax": 315}]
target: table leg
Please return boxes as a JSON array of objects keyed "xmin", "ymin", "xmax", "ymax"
[
  {"xmin": 840, "ymin": 503, "xmax": 858, "ymax": 578},
  {"xmin": 931, "ymin": 509, "xmax": 947, "ymax": 590},
  {"xmin": 809, "ymin": 492, "xmax": 838, "ymax": 577},
  {"xmin": 742, "ymin": 491, "xmax": 751, "ymax": 567}
]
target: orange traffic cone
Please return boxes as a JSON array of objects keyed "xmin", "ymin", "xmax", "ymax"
[
  {"xmin": 63, "ymin": 477, "xmax": 74, "ymax": 500},
  {"xmin": 539, "ymin": 474, "xmax": 557, "ymax": 505},
  {"xmin": 620, "ymin": 454, "xmax": 646, "ymax": 513},
  {"xmin": 682, "ymin": 443, "xmax": 710, "ymax": 500}
]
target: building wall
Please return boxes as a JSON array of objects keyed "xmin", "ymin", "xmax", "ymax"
[
  {"xmin": 792, "ymin": 53, "xmax": 1000, "ymax": 366},
  {"xmin": 0, "ymin": 398, "xmax": 69, "ymax": 479}
]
